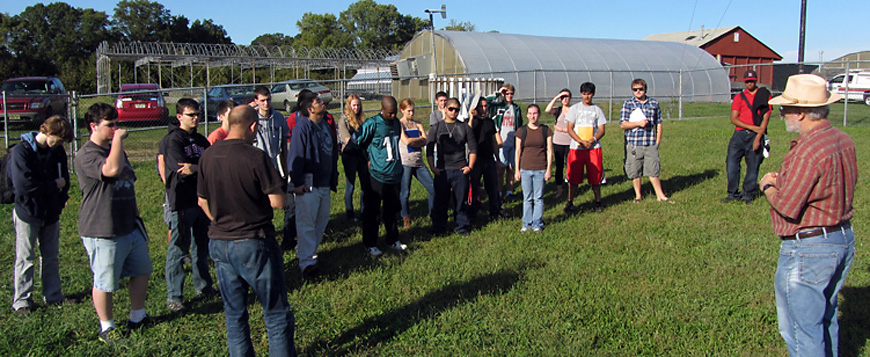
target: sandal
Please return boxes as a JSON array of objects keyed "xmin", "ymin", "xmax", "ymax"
[{"xmin": 657, "ymin": 198, "xmax": 675, "ymax": 204}]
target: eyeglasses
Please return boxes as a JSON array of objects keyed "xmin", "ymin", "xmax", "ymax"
[
  {"xmin": 779, "ymin": 107, "xmax": 799, "ymax": 117},
  {"xmin": 632, "ymin": 87, "xmax": 645, "ymax": 92},
  {"xmin": 446, "ymin": 107, "xmax": 459, "ymax": 112}
]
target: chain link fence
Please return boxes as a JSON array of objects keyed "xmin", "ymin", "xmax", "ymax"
[{"xmin": 3, "ymin": 60, "xmax": 869, "ymax": 163}]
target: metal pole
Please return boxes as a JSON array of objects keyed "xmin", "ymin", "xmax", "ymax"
[
  {"xmin": 3, "ymin": 91, "xmax": 7, "ymax": 149},
  {"xmin": 609, "ymin": 71, "xmax": 614, "ymax": 120},
  {"xmin": 71, "ymin": 91, "xmax": 79, "ymax": 154},
  {"xmin": 798, "ymin": 0, "xmax": 807, "ymax": 73},
  {"xmin": 844, "ymin": 61, "xmax": 850, "ymax": 126},
  {"xmin": 678, "ymin": 70, "xmax": 683, "ymax": 119},
  {"xmin": 203, "ymin": 87, "xmax": 209, "ymax": 134}
]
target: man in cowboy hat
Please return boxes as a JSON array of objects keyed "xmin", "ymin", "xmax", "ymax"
[
  {"xmin": 723, "ymin": 69, "xmax": 771, "ymax": 204},
  {"xmin": 760, "ymin": 74, "xmax": 856, "ymax": 356}
]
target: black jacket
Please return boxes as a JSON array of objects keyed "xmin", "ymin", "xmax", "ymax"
[{"xmin": 9, "ymin": 132, "xmax": 70, "ymax": 224}]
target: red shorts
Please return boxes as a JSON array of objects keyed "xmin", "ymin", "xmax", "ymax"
[{"xmin": 566, "ymin": 148, "xmax": 603, "ymax": 185}]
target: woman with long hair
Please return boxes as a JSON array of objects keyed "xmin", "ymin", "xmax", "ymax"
[
  {"xmin": 337, "ymin": 94, "xmax": 370, "ymax": 221},
  {"xmin": 397, "ymin": 98, "xmax": 435, "ymax": 229}
]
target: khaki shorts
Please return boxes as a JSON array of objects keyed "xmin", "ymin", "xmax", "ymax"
[{"xmin": 624, "ymin": 144, "xmax": 660, "ymax": 179}]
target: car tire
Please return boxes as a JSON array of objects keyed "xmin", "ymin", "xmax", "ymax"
[
  {"xmin": 284, "ymin": 100, "xmax": 292, "ymax": 113},
  {"xmin": 864, "ymin": 93, "xmax": 870, "ymax": 106}
]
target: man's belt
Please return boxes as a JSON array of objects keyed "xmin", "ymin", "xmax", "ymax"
[{"xmin": 781, "ymin": 222, "xmax": 850, "ymax": 241}]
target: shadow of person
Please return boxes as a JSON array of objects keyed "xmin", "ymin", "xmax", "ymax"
[
  {"xmin": 836, "ymin": 285, "xmax": 870, "ymax": 356},
  {"xmin": 302, "ymin": 268, "xmax": 528, "ymax": 355}
]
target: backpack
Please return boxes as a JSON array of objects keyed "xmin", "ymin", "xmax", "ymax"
[{"xmin": 1, "ymin": 144, "xmax": 16, "ymax": 204}]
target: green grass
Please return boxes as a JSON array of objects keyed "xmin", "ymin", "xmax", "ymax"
[{"xmin": 1, "ymin": 103, "xmax": 869, "ymax": 356}]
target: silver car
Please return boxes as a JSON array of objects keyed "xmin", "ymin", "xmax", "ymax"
[{"xmin": 271, "ymin": 79, "xmax": 333, "ymax": 112}]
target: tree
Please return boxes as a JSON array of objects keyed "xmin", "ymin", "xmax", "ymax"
[
  {"xmin": 112, "ymin": 0, "xmax": 172, "ymax": 42},
  {"xmin": 295, "ymin": 12, "xmax": 352, "ymax": 49},
  {"xmin": 442, "ymin": 19, "xmax": 475, "ymax": 32},
  {"xmin": 338, "ymin": 0, "xmax": 425, "ymax": 50},
  {"xmin": 187, "ymin": 19, "xmax": 232, "ymax": 44},
  {"xmin": 251, "ymin": 33, "xmax": 295, "ymax": 47}
]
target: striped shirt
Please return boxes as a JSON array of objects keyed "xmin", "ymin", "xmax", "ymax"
[
  {"xmin": 768, "ymin": 121, "xmax": 857, "ymax": 236},
  {"xmin": 619, "ymin": 96, "xmax": 662, "ymax": 146}
]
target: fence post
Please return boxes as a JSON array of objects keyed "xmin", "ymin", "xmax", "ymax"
[
  {"xmin": 3, "ymin": 91, "xmax": 7, "ymax": 149},
  {"xmin": 203, "ymin": 87, "xmax": 209, "ymax": 134},
  {"xmin": 609, "ymin": 71, "xmax": 614, "ymax": 120},
  {"xmin": 844, "ymin": 61, "xmax": 850, "ymax": 126},
  {"xmin": 678, "ymin": 69, "xmax": 683, "ymax": 119},
  {"xmin": 533, "ymin": 70, "xmax": 537, "ymax": 103},
  {"xmin": 71, "ymin": 91, "xmax": 79, "ymax": 155}
]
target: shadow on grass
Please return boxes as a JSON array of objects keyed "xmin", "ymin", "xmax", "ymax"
[
  {"xmin": 837, "ymin": 285, "xmax": 870, "ymax": 356},
  {"xmin": 303, "ymin": 268, "xmax": 527, "ymax": 355}
]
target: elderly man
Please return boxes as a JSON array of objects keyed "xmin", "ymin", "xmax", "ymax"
[{"xmin": 760, "ymin": 74, "xmax": 856, "ymax": 356}]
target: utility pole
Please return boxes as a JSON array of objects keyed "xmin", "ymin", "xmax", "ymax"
[{"xmin": 798, "ymin": 0, "xmax": 807, "ymax": 73}]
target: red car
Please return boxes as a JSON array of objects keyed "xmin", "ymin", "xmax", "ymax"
[
  {"xmin": 116, "ymin": 83, "xmax": 168, "ymax": 123},
  {"xmin": 0, "ymin": 76, "xmax": 68, "ymax": 126}
]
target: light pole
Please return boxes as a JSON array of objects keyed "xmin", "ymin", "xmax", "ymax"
[{"xmin": 424, "ymin": 5, "xmax": 446, "ymax": 104}]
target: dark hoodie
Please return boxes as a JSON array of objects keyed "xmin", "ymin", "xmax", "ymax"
[
  {"xmin": 160, "ymin": 127, "xmax": 209, "ymax": 211},
  {"xmin": 9, "ymin": 131, "xmax": 70, "ymax": 225}
]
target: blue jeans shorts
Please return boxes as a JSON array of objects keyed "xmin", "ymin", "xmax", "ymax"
[{"xmin": 82, "ymin": 229, "xmax": 153, "ymax": 292}]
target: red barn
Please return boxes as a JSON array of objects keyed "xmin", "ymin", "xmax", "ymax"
[{"xmin": 644, "ymin": 26, "xmax": 782, "ymax": 85}]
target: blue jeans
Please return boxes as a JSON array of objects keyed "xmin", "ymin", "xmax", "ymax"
[
  {"xmin": 775, "ymin": 226, "xmax": 855, "ymax": 357},
  {"xmin": 165, "ymin": 207, "xmax": 213, "ymax": 302},
  {"xmin": 725, "ymin": 130, "xmax": 764, "ymax": 200},
  {"xmin": 400, "ymin": 165, "xmax": 435, "ymax": 218},
  {"xmin": 520, "ymin": 170, "xmax": 546, "ymax": 230},
  {"xmin": 210, "ymin": 238, "xmax": 296, "ymax": 357},
  {"xmin": 342, "ymin": 152, "xmax": 369, "ymax": 213}
]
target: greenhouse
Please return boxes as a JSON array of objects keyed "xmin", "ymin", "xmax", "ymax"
[{"xmin": 392, "ymin": 30, "xmax": 731, "ymax": 103}]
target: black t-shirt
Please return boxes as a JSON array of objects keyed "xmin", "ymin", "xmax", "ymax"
[
  {"xmin": 74, "ymin": 141, "xmax": 138, "ymax": 238},
  {"xmin": 162, "ymin": 128, "xmax": 209, "ymax": 211},
  {"xmin": 471, "ymin": 116, "xmax": 497, "ymax": 160},
  {"xmin": 426, "ymin": 120, "xmax": 478, "ymax": 170},
  {"xmin": 197, "ymin": 139, "xmax": 285, "ymax": 240}
]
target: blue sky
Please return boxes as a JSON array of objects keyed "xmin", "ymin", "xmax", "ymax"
[{"xmin": 3, "ymin": 0, "xmax": 865, "ymax": 62}]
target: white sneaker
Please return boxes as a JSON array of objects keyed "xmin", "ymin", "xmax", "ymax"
[
  {"xmin": 367, "ymin": 247, "xmax": 383, "ymax": 257},
  {"xmin": 389, "ymin": 241, "xmax": 408, "ymax": 251},
  {"xmin": 520, "ymin": 227, "xmax": 529, "ymax": 233}
]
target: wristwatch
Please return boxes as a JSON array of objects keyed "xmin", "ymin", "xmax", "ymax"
[{"xmin": 762, "ymin": 183, "xmax": 775, "ymax": 192}]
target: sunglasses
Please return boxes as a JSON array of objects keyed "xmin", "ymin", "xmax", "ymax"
[
  {"xmin": 504, "ymin": 92, "xmax": 515, "ymax": 95},
  {"xmin": 446, "ymin": 107, "xmax": 459, "ymax": 112},
  {"xmin": 632, "ymin": 87, "xmax": 645, "ymax": 92},
  {"xmin": 100, "ymin": 121, "xmax": 119, "ymax": 128},
  {"xmin": 182, "ymin": 112, "xmax": 200, "ymax": 117}
]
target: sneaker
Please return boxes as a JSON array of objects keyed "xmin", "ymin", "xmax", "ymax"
[
  {"xmin": 455, "ymin": 228, "xmax": 470, "ymax": 236},
  {"xmin": 166, "ymin": 300, "xmax": 186, "ymax": 313},
  {"xmin": 720, "ymin": 196, "xmax": 738, "ymax": 203},
  {"xmin": 533, "ymin": 227, "xmax": 543, "ymax": 233},
  {"xmin": 127, "ymin": 315, "xmax": 152, "ymax": 331},
  {"xmin": 520, "ymin": 227, "xmax": 529, "ymax": 233},
  {"xmin": 98, "ymin": 326, "xmax": 124, "ymax": 344},
  {"xmin": 389, "ymin": 241, "xmax": 408, "ymax": 251},
  {"xmin": 594, "ymin": 201, "xmax": 605, "ymax": 212},
  {"xmin": 564, "ymin": 202, "xmax": 579, "ymax": 213},
  {"xmin": 14, "ymin": 307, "xmax": 30, "ymax": 317},
  {"xmin": 301, "ymin": 264, "xmax": 320, "ymax": 278},
  {"xmin": 196, "ymin": 287, "xmax": 219, "ymax": 298},
  {"xmin": 367, "ymin": 247, "xmax": 383, "ymax": 257}
]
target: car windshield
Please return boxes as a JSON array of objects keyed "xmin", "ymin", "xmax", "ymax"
[
  {"xmin": 1, "ymin": 80, "xmax": 50, "ymax": 94},
  {"xmin": 225, "ymin": 86, "xmax": 254, "ymax": 96}
]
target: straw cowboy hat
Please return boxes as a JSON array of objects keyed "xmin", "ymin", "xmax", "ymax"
[{"xmin": 769, "ymin": 74, "xmax": 842, "ymax": 107}]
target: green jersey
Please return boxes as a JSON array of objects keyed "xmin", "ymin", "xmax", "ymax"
[{"xmin": 355, "ymin": 114, "xmax": 403, "ymax": 184}]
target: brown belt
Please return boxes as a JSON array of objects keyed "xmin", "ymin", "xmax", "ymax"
[{"xmin": 781, "ymin": 222, "xmax": 850, "ymax": 240}]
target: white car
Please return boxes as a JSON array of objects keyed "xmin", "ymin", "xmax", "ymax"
[
  {"xmin": 271, "ymin": 79, "xmax": 333, "ymax": 112},
  {"xmin": 827, "ymin": 72, "xmax": 870, "ymax": 105}
]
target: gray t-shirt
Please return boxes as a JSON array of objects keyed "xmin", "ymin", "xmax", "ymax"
[
  {"xmin": 253, "ymin": 109, "xmax": 289, "ymax": 173},
  {"xmin": 429, "ymin": 109, "xmax": 443, "ymax": 127},
  {"xmin": 74, "ymin": 140, "xmax": 138, "ymax": 238}
]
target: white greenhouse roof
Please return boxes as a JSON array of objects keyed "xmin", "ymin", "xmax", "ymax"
[{"xmin": 426, "ymin": 31, "xmax": 730, "ymax": 102}]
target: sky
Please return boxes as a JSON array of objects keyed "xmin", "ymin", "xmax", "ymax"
[{"xmin": 2, "ymin": 0, "xmax": 865, "ymax": 63}]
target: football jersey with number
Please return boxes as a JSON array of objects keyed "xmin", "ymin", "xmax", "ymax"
[{"xmin": 355, "ymin": 114, "xmax": 403, "ymax": 184}]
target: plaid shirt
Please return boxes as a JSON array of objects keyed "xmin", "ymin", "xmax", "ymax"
[
  {"xmin": 619, "ymin": 97, "xmax": 662, "ymax": 146},
  {"xmin": 769, "ymin": 121, "xmax": 857, "ymax": 236}
]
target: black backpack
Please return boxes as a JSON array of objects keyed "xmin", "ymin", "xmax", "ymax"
[{"xmin": 1, "ymin": 144, "xmax": 16, "ymax": 204}]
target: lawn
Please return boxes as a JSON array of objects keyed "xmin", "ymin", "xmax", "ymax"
[{"xmin": 0, "ymin": 103, "xmax": 869, "ymax": 356}]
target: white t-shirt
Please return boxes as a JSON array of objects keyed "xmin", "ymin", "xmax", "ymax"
[
  {"xmin": 565, "ymin": 103, "xmax": 607, "ymax": 150},
  {"xmin": 500, "ymin": 105, "xmax": 516, "ymax": 148}
]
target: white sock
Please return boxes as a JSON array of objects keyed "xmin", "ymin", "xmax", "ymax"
[
  {"xmin": 129, "ymin": 308, "xmax": 147, "ymax": 323},
  {"xmin": 100, "ymin": 319, "xmax": 115, "ymax": 333}
]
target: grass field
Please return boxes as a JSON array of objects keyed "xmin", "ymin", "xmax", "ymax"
[{"xmin": 0, "ymin": 102, "xmax": 869, "ymax": 356}]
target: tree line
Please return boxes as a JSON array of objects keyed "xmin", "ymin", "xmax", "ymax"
[{"xmin": 0, "ymin": 0, "xmax": 472, "ymax": 93}]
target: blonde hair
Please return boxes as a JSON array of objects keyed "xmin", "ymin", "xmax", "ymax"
[
  {"xmin": 399, "ymin": 98, "xmax": 415, "ymax": 111},
  {"xmin": 343, "ymin": 94, "xmax": 364, "ymax": 130}
]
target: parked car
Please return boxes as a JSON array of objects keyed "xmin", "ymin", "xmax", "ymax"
[
  {"xmin": 827, "ymin": 72, "xmax": 870, "ymax": 105},
  {"xmin": 201, "ymin": 84, "xmax": 256, "ymax": 118},
  {"xmin": 0, "ymin": 76, "xmax": 68, "ymax": 126},
  {"xmin": 271, "ymin": 79, "xmax": 333, "ymax": 113},
  {"xmin": 115, "ymin": 83, "xmax": 168, "ymax": 123}
]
